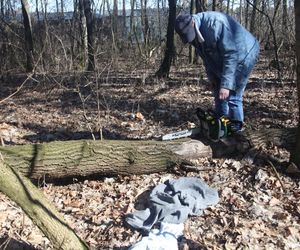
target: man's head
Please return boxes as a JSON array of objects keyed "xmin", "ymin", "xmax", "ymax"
[{"xmin": 175, "ymin": 14, "xmax": 195, "ymax": 44}]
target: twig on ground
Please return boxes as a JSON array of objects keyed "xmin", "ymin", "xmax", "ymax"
[
  {"xmin": 180, "ymin": 164, "xmax": 213, "ymax": 172},
  {"xmin": 267, "ymin": 159, "xmax": 285, "ymax": 192}
]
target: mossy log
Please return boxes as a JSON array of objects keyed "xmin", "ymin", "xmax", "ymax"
[
  {"xmin": 0, "ymin": 159, "xmax": 89, "ymax": 250},
  {"xmin": 0, "ymin": 127, "xmax": 296, "ymax": 180},
  {"xmin": 0, "ymin": 139, "xmax": 212, "ymax": 180}
]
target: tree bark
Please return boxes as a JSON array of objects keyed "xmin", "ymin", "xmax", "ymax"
[
  {"xmin": 214, "ymin": 128, "xmax": 296, "ymax": 157},
  {"xmin": 79, "ymin": 0, "xmax": 88, "ymax": 69},
  {"xmin": 0, "ymin": 139, "xmax": 212, "ymax": 180},
  {"xmin": 0, "ymin": 160, "xmax": 88, "ymax": 250},
  {"xmin": 140, "ymin": 0, "xmax": 150, "ymax": 46},
  {"xmin": 226, "ymin": 0, "xmax": 230, "ymax": 14},
  {"xmin": 157, "ymin": 0, "xmax": 162, "ymax": 43},
  {"xmin": 83, "ymin": 0, "xmax": 95, "ymax": 71},
  {"xmin": 189, "ymin": 0, "xmax": 196, "ymax": 64},
  {"xmin": 212, "ymin": 0, "xmax": 216, "ymax": 11},
  {"xmin": 113, "ymin": 0, "xmax": 118, "ymax": 34},
  {"xmin": 282, "ymin": 0, "xmax": 288, "ymax": 47},
  {"xmin": 122, "ymin": 0, "xmax": 126, "ymax": 36},
  {"xmin": 196, "ymin": 0, "xmax": 207, "ymax": 12},
  {"xmin": 0, "ymin": 128, "xmax": 296, "ymax": 181},
  {"xmin": 0, "ymin": 0, "xmax": 4, "ymax": 17},
  {"xmin": 245, "ymin": 0, "xmax": 249, "ymax": 29},
  {"xmin": 155, "ymin": 0, "xmax": 176, "ymax": 78},
  {"xmin": 249, "ymin": 0, "xmax": 258, "ymax": 34},
  {"xmin": 60, "ymin": 0, "xmax": 64, "ymax": 19},
  {"xmin": 21, "ymin": 0, "xmax": 34, "ymax": 72}
]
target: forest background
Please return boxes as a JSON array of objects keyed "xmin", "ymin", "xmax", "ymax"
[{"xmin": 0, "ymin": 0, "xmax": 300, "ymax": 249}]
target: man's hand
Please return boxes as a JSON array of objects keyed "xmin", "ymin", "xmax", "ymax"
[{"xmin": 219, "ymin": 88, "xmax": 230, "ymax": 100}]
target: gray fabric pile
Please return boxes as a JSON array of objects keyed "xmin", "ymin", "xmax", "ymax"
[{"xmin": 125, "ymin": 177, "xmax": 219, "ymax": 231}]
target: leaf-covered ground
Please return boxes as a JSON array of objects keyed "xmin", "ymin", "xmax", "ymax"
[{"xmin": 0, "ymin": 53, "xmax": 300, "ymax": 249}]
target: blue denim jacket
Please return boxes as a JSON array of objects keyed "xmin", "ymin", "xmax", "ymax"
[{"xmin": 192, "ymin": 12, "xmax": 259, "ymax": 91}]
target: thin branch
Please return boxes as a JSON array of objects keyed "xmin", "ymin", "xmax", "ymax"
[
  {"xmin": 0, "ymin": 73, "xmax": 33, "ymax": 104},
  {"xmin": 267, "ymin": 159, "xmax": 285, "ymax": 192},
  {"xmin": 245, "ymin": 0, "xmax": 283, "ymax": 83}
]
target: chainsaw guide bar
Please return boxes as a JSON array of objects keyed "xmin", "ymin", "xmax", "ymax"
[{"xmin": 161, "ymin": 128, "xmax": 201, "ymax": 141}]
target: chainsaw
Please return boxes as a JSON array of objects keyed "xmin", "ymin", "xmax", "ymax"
[{"xmin": 161, "ymin": 108, "xmax": 243, "ymax": 141}]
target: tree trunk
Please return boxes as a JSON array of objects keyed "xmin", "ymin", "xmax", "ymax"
[
  {"xmin": 157, "ymin": 0, "xmax": 162, "ymax": 43},
  {"xmin": 245, "ymin": 0, "xmax": 249, "ymax": 29},
  {"xmin": 196, "ymin": 0, "xmax": 207, "ymax": 12},
  {"xmin": 282, "ymin": 0, "xmax": 288, "ymax": 47},
  {"xmin": 208, "ymin": 128, "xmax": 296, "ymax": 158},
  {"xmin": 155, "ymin": 0, "xmax": 176, "ymax": 78},
  {"xmin": 0, "ymin": 139, "xmax": 212, "ymax": 180},
  {"xmin": 56, "ymin": 0, "xmax": 59, "ymax": 14},
  {"xmin": 79, "ymin": 0, "xmax": 88, "ymax": 69},
  {"xmin": 113, "ymin": 0, "xmax": 118, "ymax": 34},
  {"xmin": 60, "ymin": 0, "xmax": 64, "ymax": 19},
  {"xmin": 239, "ymin": 0, "xmax": 242, "ymax": 24},
  {"xmin": 226, "ymin": 0, "xmax": 230, "ymax": 14},
  {"xmin": 250, "ymin": 0, "xmax": 258, "ymax": 34},
  {"xmin": 0, "ymin": 0, "xmax": 4, "ymax": 17},
  {"xmin": 130, "ymin": 0, "xmax": 136, "ymax": 36},
  {"xmin": 122, "ymin": 0, "xmax": 126, "ymax": 36},
  {"xmin": 212, "ymin": 0, "xmax": 216, "ymax": 11},
  {"xmin": 140, "ymin": 0, "xmax": 149, "ymax": 47},
  {"xmin": 290, "ymin": 0, "xmax": 300, "ymax": 168},
  {"xmin": 0, "ymin": 128, "xmax": 296, "ymax": 181},
  {"xmin": 0, "ymin": 160, "xmax": 88, "ymax": 250},
  {"xmin": 189, "ymin": 0, "xmax": 196, "ymax": 64},
  {"xmin": 83, "ymin": 0, "xmax": 95, "ymax": 71},
  {"xmin": 265, "ymin": 0, "xmax": 281, "ymax": 49},
  {"xmin": 21, "ymin": 0, "xmax": 34, "ymax": 72}
]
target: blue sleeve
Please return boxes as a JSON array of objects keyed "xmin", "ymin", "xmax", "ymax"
[{"xmin": 215, "ymin": 22, "xmax": 238, "ymax": 90}]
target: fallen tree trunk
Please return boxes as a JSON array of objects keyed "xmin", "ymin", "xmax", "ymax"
[
  {"xmin": 0, "ymin": 139, "xmax": 212, "ymax": 180},
  {"xmin": 0, "ymin": 127, "xmax": 296, "ymax": 180},
  {"xmin": 212, "ymin": 127, "xmax": 297, "ymax": 157},
  {"xmin": 0, "ymin": 159, "xmax": 89, "ymax": 250}
]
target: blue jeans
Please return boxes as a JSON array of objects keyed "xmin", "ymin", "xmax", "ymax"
[
  {"xmin": 214, "ymin": 86, "xmax": 246, "ymax": 122},
  {"xmin": 214, "ymin": 42, "xmax": 259, "ymax": 123}
]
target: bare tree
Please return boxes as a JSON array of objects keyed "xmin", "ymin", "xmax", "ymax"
[
  {"xmin": 245, "ymin": 0, "xmax": 249, "ymax": 29},
  {"xmin": 239, "ymin": 0, "xmax": 243, "ymax": 24},
  {"xmin": 196, "ymin": 0, "xmax": 207, "ymax": 12},
  {"xmin": 250, "ymin": 0, "xmax": 258, "ymax": 34},
  {"xmin": 0, "ymin": 0, "xmax": 4, "ymax": 17},
  {"xmin": 212, "ymin": 0, "xmax": 216, "ymax": 11},
  {"xmin": 155, "ymin": 0, "xmax": 176, "ymax": 78},
  {"xmin": 226, "ymin": 0, "xmax": 230, "ymax": 14},
  {"xmin": 83, "ymin": 0, "xmax": 95, "ymax": 71},
  {"xmin": 246, "ymin": 0, "xmax": 282, "ymax": 81},
  {"xmin": 282, "ymin": 0, "xmax": 288, "ymax": 47},
  {"xmin": 60, "ymin": 0, "xmax": 64, "ymax": 19},
  {"xmin": 21, "ymin": 0, "xmax": 34, "ymax": 72},
  {"xmin": 189, "ymin": 0, "xmax": 197, "ymax": 64},
  {"xmin": 130, "ymin": 0, "xmax": 136, "ymax": 36},
  {"xmin": 157, "ymin": 0, "xmax": 162, "ymax": 43},
  {"xmin": 113, "ymin": 0, "xmax": 118, "ymax": 34},
  {"xmin": 79, "ymin": 0, "xmax": 88, "ymax": 68},
  {"xmin": 140, "ymin": 0, "xmax": 150, "ymax": 48},
  {"xmin": 122, "ymin": 0, "xmax": 126, "ymax": 36}
]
